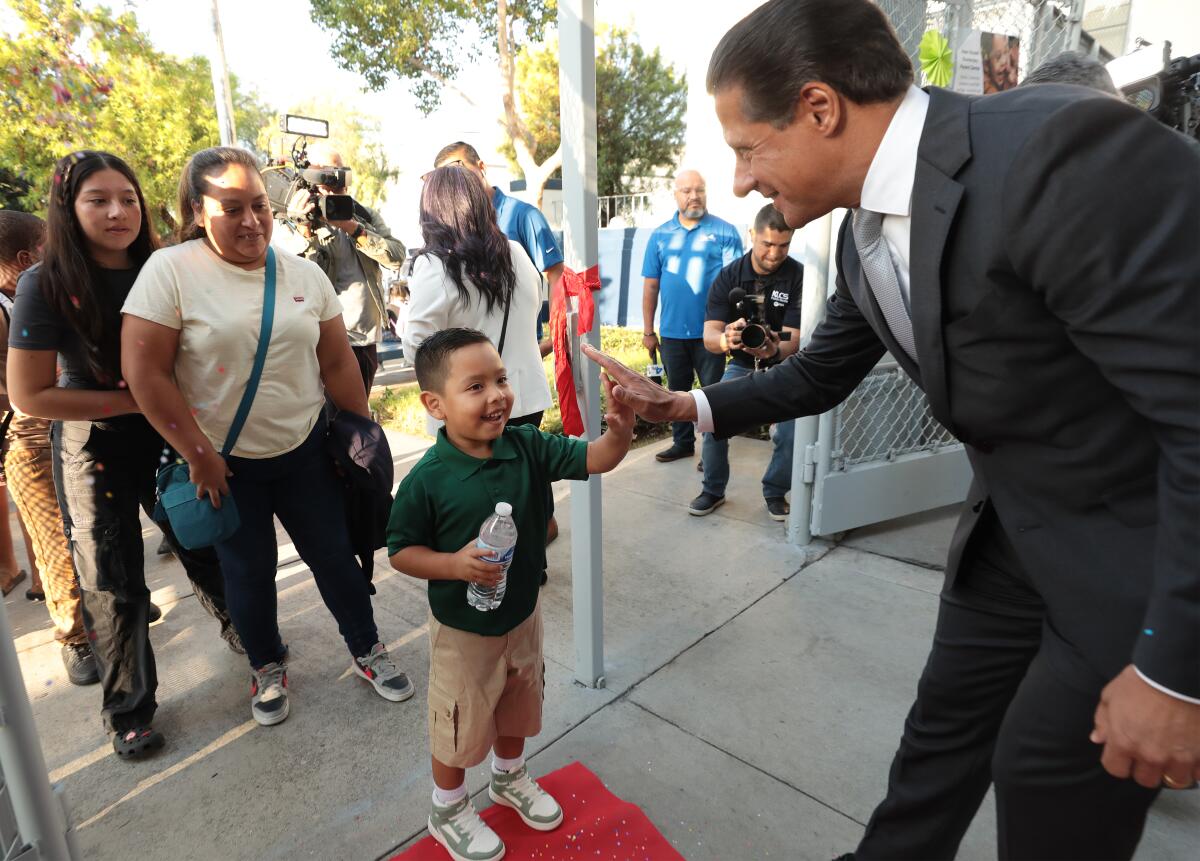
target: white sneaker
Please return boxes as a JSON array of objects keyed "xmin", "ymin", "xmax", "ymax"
[
  {"xmin": 427, "ymin": 795, "xmax": 505, "ymax": 861},
  {"xmin": 352, "ymin": 642, "xmax": 415, "ymax": 702},
  {"xmin": 488, "ymin": 764, "xmax": 564, "ymax": 831}
]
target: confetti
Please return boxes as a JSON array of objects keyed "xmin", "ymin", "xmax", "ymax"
[
  {"xmin": 95, "ymin": 462, "xmax": 105, "ymax": 471},
  {"xmin": 217, "ymin": 366, "xmax": 225, "ymax": 374},
  {"xmin": 1144, "ymin": 628, "xmax": 1154, "ymax": 636},
  {"xmin": 195, "ymin": 446, "xmax": 203, "ymax": 454},
  {"xmin": 104, "ymin": 491, "xmax": 113, "ymax": 498},
  {"xmin": 21, "ymin": 328, "xmax": 28, "ymax": 337},
  {"xmin": 168, "ymin": 422, "xmax": 177, "ymax": 430},
  {"xmin": 117, "ymin": 380, "xmax": 127, "ymax": 388},
  {"xmin": 70, "ymin": 296, "xmax": 80, "ymax": 308}
]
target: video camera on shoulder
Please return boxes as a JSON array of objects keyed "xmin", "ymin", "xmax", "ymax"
[
  {"xmin": 728, "ymin": 286, "xmax": 792, "ymax": 350},
  {"xmin": 263, "ymin": 114, "xmax": 356, "ymax": 226},
  {"xmin": 1120, "ymin": 43, "xmax": 1199, "ymax": 141}
]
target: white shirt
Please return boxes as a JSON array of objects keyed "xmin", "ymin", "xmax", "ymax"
[
  {"xmin": 405, "ymin": 239, "xmax": 552, "ymax": 423},
  {"xmin": 691, "ymin": 86, "xmax": 1200, "ymax": 705}
]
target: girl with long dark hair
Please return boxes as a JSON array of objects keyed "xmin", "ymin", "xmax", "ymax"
[
  {"xmin": 7, "ymin": 151, "xmax": 236, "ymax": 760},
  {"xmin": 406, "ymin": 165, "xmax": 552, "ymax": 426},
  {"xmin": 122, "ymin": 147, "xmax": 412, "ymax": 728}
]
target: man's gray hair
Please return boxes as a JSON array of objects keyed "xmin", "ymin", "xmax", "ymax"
[{"xmin": 1024, "ymin": 51, "xmax": 1118, "ymax": 96}]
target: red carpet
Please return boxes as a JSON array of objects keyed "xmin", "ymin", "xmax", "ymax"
[{"xmin": 392, "ymin": 761, "xmax": 685, "ymax": 861}]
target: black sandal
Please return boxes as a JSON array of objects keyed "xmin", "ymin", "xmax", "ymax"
[
  {"xmin": 112, "ymin": 727, "xmax": 165, "ymax": 760},
  {"xmin": 26, "ymin": 588, "xmax": 45, "ymax": 602}
]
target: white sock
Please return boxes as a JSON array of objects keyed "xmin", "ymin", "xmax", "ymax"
[
  {"xmin": 433, "ymin": 782, "xmax": 467, "ymax": 806},
  {"xmin": 492, "ymin": 754, "xmax": 524, "ymax": 774}
]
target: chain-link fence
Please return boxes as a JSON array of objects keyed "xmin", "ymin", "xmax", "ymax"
[
  {"xmin": 879, "ymin": 0, "xmax": 1083, "ymax": 89},
  {"xmin": 831, "ymin": 363, "xmax": 958, "ymax": 469}
]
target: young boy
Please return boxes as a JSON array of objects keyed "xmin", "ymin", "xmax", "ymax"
[{"xmin": 388, "ymin": 328, "xmax": 633, "ymax": 861}]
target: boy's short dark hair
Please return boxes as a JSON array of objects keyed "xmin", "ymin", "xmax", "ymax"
[
  {"xmin": 414, "ymin": 327, "xmax": 494, "ymax": 392},
  {"xmin": 433, "ymin": 141, "xmax": 483, "ymax": 168},
  {"xmin": 0, "ymin": 210, "xmax": 46, "ymax": 262}
]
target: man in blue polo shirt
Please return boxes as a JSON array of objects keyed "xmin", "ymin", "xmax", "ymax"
[
  {"xmin": 433, "ymin": 142, "xmax": 563, "ymax": 358},
  {"xmin": 642, "ymin": 170, "xmax": 744, "ymax": 462}
]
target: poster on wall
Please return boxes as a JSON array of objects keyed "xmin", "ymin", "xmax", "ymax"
[{"xmin": 953, "ymin": 30, "xmax": 1020, "ymax": 94}]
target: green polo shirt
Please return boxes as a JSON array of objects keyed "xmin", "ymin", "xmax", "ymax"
[{"xmin": 387, "ymin": 424, "xmax": 588, "ymax": 636}]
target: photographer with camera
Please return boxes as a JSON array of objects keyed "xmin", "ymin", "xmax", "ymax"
[
  {"xmin": 285, "ymin": 143, "xmax": 404, "ymax": 392},
  {"xmin": 690, "ymin": 204, "xmax": 802, "ymax": 519}
]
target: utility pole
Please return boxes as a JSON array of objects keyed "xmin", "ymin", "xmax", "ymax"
[
  {"xmin": 209, "ymin": 0, "xmax": 238, "ymax": 146},
  {"xmin": 559, "ymin": 0, "xmax": 604, "ymax": 688}
]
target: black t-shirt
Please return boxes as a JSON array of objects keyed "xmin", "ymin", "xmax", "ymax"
[
  {"xmin": 10, "ymin": 262, "xmax": 139, "ymax": 390},
  {"xmin": 705, "ymin": 253, "xmax": 804, "ymax": 368}
]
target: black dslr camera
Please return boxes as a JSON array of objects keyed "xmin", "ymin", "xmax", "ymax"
[
  {"xmin": 728, "ymin": 286, "xmax": 792, "ymax": 350},
  {"xmin": 1121, "ymin": 43, "xmax": 1200, "ymax": 141},
  {"xmin": 263, "ymin": 114, "xmax": 356, "ymax": 226}
]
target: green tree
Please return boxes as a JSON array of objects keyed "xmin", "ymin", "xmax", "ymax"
[
  {"xmin": 309, "ymin": 0, "xmax": 561, "ymax": 203},
  {"xmin": 256, "ymin": 97, "xmax": 398, "ymax": 209},
  {"xmin": 499, "ymin": 28, "xmax": 687, "ymax": 198},
  {"xmin": 0, "ymin": 0, "xmax": 271, "ymax": 232}
]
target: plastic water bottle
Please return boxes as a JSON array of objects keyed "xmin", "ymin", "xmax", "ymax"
[{"xmin": 468, "ymin": 502, "xmax": 517, "ymax": 611}]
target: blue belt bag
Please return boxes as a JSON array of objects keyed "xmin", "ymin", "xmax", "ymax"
[{"xmin": 155, "ymin": 247, "xmax": 277, "ymax": 549}]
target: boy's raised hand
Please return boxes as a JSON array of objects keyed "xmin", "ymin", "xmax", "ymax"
[
  {"xmin": 451, "ymin": 541, "xmax": 505, "ymax": 587},
  {"xmin": 601, "ymin": 370, "xmax": 635, "ymax": 438}
]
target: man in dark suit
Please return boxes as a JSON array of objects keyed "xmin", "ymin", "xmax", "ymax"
[{"xmin": 583, "ymin": 1, "xmax": 1199, "ymax": 858}]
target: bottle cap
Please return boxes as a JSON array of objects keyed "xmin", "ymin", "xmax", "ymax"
[{"xmin": 495, "ymin": 502, "xmax": 512, "ymax": 517}]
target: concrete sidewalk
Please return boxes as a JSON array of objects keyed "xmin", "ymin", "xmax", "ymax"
[{"xmin": 5, "ymin": 432, "xmax": 1196, "ymax": 860}]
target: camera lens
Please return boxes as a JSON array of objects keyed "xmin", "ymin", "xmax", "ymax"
[{"xmin": 741, "ymin": 323, "xmax": 767, "ymax": 349}]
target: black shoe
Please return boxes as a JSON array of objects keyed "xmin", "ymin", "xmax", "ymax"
[
  {"xmin": 765, "ymin": 496, "xmax": 790, "ymax": 521},
  {"xmin": 156, "ymin": 538, "xmax": 174, "ymax": 557},
  {"xmin": 655, "ymin": 444, "xmax": 694, "ymax": 463},
  {"xmin": 832, "ymin": 855, "xmax": 855, "ymax": 861},
  {"xmin": 688, "ymin": 492, "xmax": 725, "ymax": 516},
  {"xmin": 112, "ymin": 726, "xmax": 165, "ymax": 760},
  {"xmin": 62, "ymin": 642, "xmax": 100, "ymax": 686},
  {"xmin": 148, "ymin": 602, "xmax": 163, "ymax": 624}
]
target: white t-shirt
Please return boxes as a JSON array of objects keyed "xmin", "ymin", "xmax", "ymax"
[
  {"xmin": 405, "ymin": 239, "xmax": 552, "ymax": 423},
  {"xmin": 122, "ymin": 239, "xmax": 342, "ymax": 458}
]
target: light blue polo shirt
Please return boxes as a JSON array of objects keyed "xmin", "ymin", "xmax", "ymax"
[
  {"xmin": 641, "ymin": 212, "xmax": 744, "ymax": 339},
  {"xmin": 492, "ymin": 187, "xmax": 564, "ymax": 274}
]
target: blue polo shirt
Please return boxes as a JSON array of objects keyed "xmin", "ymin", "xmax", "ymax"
[
  {"xmin": 492, "ymin": 187, "xmax": 563, "ymax": 274},
  {"xmin": 641, "ymin": 212, "xmax": 744, "ymax": 339}
]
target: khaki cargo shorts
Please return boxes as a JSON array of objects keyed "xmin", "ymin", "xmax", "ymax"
[{"xmin": 427, "ymin": 598, "xmax": 545, "ymax": 768}]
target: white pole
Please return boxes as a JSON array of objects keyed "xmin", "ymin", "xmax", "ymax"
[
  {"xmin": 558, "ymin": 0, "xmax": 604, "ymax": 688},
  {"xmin": 787, "ymin": 212, "xmax": 834, "ymax": 545},
  {"xmin": 209, "ymin": 0, "xmax": 238, "ymax": 147},
  {"xmin": 0, "ymin": 600, "xmax": 78, "ymax": 859}
]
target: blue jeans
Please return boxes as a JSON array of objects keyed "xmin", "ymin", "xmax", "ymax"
[
  {"xmin": 215, "ymin": 418, "xmax": 379, "ymax": 669},
  {"xmin": 660, "ymin": 337, "xmax": 726, "ymax": 450},
  {"xmin": 701, "ymin": 362, "xmax": 795, "ymax": 499}
]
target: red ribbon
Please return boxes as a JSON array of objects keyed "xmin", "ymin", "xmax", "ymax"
[{"xmin": 550, "ymin": 265, "xmax": 601, "ymax": 437}]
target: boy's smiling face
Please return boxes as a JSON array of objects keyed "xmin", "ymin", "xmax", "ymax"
[{"xmin": 420, "ymin": 341, "xmax": 515, "ymax": 452}]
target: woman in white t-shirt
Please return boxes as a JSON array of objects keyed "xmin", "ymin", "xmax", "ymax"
[
  {"xmin": 121, "ymin": 147, "xmax": 412, "ymax": 727},
  {"xmin": 405, "ymin": 166, "xmax": 551, "ymax": 427}
]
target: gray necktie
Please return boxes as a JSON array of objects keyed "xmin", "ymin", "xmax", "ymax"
[{"xmin": 852, "ymin": 208, "xmax": 918, "ymax": 364}]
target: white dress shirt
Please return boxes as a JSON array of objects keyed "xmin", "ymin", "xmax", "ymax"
[{"xmin": 690, "ymin": 85, "xmax": 1198, "ymax": 705}]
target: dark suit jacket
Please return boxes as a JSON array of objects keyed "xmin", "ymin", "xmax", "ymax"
[{"xmin": 704, "ymin": 85, "xmax": 1200, "ymax": 698}]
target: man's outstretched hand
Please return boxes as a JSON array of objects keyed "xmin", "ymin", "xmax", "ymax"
[{"xmin": 581, "ymin": 342, "xmax": 698, "ymax": 425}]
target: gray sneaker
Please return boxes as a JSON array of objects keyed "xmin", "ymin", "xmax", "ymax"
[
  {"xmin": 428, "ymin": 795, "xmax": 505, "ymax": 861},
  {"xmin": 250, "ymin": 662, "xmax": 289, "ymax": 726},
  {"xmin": 488, "ymin": 763, "xmax": 564, "ymax": 831},
  {"xmin": 352, "ymin": 643, "xmax": 414, "ymax": 702}
]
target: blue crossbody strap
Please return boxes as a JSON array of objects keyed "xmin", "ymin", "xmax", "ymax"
[{"xmin": 220, "ymin": 247, "xmax": 276, "ymax": 457}]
